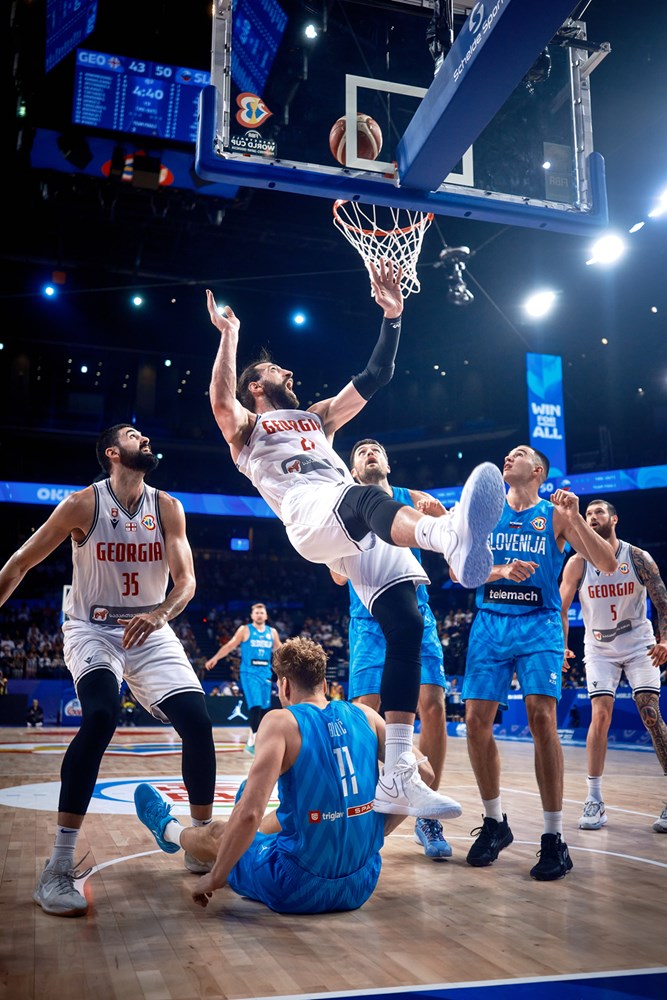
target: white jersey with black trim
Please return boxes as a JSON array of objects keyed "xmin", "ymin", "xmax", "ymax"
[
  {"xmin": 63, "ymin": 479, "xmax": 169, "ymax": 627},
  {"xmin": 579, "ymin": 539, "xmax": 655, "ymax": 658},
  {"xmin": 236, "ymin": 408, "xmax": 354, "ymax": 518}
]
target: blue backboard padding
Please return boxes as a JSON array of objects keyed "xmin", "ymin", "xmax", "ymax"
[
  {"xmin": 195, "ymin": 87, "xmax": 608, "ymax": 234},
  {"xmin": 397, "ymin": 0, "xmax": 582, "ymax": 190}
]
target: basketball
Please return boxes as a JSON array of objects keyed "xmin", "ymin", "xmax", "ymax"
[{"xmin": 329, "ymin": 113, "xmax": 383, "ymax": 166}]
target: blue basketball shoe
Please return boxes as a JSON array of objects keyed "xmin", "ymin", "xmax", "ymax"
[
  {"xmin": 414, "ymin": 818, "xmax": 453, "ymax": 860},
  {"xmin": 134, "ymin": 783, "xmax": 181, "ymax": 854}
]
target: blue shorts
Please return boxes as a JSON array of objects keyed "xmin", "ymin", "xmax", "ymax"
[
  {"xmin": 462, "ymin": 608, "xmax": 564, "ymax": 710},
  {"xmin": 229, "ymin": 833, "xmax": 382, "ymax": 913},
  {"xmin": 240, "ymin": 666, "xmax": 272, "ymax": 710},
  {"xmin": 348, "ymin": 605, "xmax": 445, "ymax": 700}
]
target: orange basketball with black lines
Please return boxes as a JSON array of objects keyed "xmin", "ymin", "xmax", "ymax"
[{"xmin": 329, "ymin": 113, "xmax": 383, "ymax": 166}]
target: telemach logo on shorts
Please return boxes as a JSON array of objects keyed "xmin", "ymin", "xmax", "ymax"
[{"xmin": 483, "ymin": 584, "xmax": 543, "ymax": 606}]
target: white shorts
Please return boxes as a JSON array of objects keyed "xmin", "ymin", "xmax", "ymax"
[
  {"xmin": 62, "ymin": 619, "xmax": 204, "ymax": 722},
  {"xmin": 584, "ymin": 647, "xmax": 660, "ymax": 698},
  {"xmin": 281, "ymin": 482, "xmax": 376, "ymax": 564},
  {"xmin": 330, "ymin": 537, "xmax": 429, "ymax": 614}
]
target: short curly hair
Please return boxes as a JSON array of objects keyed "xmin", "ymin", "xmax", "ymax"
[{"xmin": 273, "ymin": 637, "xmax": 328, "ymax": 690}]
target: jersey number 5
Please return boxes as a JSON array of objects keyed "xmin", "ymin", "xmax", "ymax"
[{"xmin": 333, "ymin": 745, "xmax": 358, "ymax": 797}]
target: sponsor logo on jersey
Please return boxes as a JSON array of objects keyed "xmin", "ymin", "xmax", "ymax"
[
  {"xmin": 141, "ymin": 514, "xmax": 156, "ymax": 530},
  {"xmin": 280, "ymin": 455, "xmax": 345, "ymax": 477},
  {"xmin": 619, "ymin": 562, "xmax": 630, "ymax": 575},
  {"xmin": 92, "ymin": 607, "xmax": 109, "ymax": 622},
  {"xmin": 110, "ymin": 518, "xmax": 119, "ymax": 529},
  {"xmin": 309, "ymin": 810, "xmax": 321, "ymax": 823},
  {"xmin": 483, "ymin": 583, "xmax": 543, "ymax": 606},
  {"xmin": 530, "ymin": 516, "xmax": 547, "ymax": 531},
  {"xmin": 309, "ymin": 809, "xmax": 345, "ymax": 823},
  {"xmin": 347, "ymin": 801, "xmax": 373, "ymax": 817},
  {"xmin": 509, "ymin": 521, "xmax": 523, "ymax": 530},
  {"xmin": 111, "ymin": 508, "xmax": 118, "ymax": 517},
  {"xmin": 125, "ymin": 522, "xmax": 137, "ymax": 532},
  {"xmin": 96, "ymin": 541, "xmax": 163, "ymax": 562}
]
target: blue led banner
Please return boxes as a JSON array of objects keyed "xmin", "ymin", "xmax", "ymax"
[
  {"xmin": 46, "ymin": 0, "xmax": 98, "ymax": 73},
  {"xmin": 526, "ymin": 352, "xmax": 567, "ymax": 478}
]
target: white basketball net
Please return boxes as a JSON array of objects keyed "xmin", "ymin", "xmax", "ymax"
[{"xmin": 333, "ymin": 200, "xmax": 434, "ymax": 297}]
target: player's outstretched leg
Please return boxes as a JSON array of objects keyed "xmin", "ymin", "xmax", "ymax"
[
  {"xmin": 373, "ymin": 751, "xmax": 462, "ymax": 819},
  {"xmin": 431, "ymin": 462, "xmax": 505, "ymax": 589}
]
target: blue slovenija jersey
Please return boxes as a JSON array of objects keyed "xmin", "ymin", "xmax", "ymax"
[
  {"xmin": 348, "ymin": 485, "xmax": 430, "ymax": 619},
  {"xmin": 240, "ymin": 623, "xmax": 273, "ymax": 671},
  {"xmin": 475, "ymin": 499, "xmax": 565, "ymax": 615},
  {"xmin": 275, "ymin": 701, "xmax": 385, "ymax": 878}
]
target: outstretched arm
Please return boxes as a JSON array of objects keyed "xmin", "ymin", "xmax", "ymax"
[
  {"xmin": 206, "ymin": 291, "xmax": 256, "ymax": 458},
  {"xmin": 0, "ymin": 489, "xmax": 93, "ymax": 607},
  {"xmin": 630, "ymin": 547, "xmax": 667, "ymax": 666},
  {"xmin": 552, "ymin": 490, "xmax": 617, "ymax": 573},
  {"xmin": 310, "ymin": 259, "xmax": 404, "ymax": 438},
  {"xmin": 204, "ymin": 625, "xmax": 248, "ymax": 671}
]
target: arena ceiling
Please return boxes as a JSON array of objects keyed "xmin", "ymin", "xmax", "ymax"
[{"xmin": 3, "ymin": 0, "xmax": 667, "ymax": 516}]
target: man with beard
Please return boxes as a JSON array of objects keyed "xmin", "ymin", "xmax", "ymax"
[
  {"xmin": 0, "ymin": 424, "xmax": 216, "ymax": 916},
  {"xmin": 560, "ymin": 498, "xmax": 667, "ymax": 833},
  {"xmin": 330, "ymin": 439, "xmax": 452, "ymax": 859},
  {"xmin": 205, "ymin": 260, "xmax": 506, "ymax": 820}
]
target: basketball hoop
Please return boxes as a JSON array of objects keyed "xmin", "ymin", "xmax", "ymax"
[{"xmin": 333, "ymin": 200, "xmax": 434, "ymax": 297}]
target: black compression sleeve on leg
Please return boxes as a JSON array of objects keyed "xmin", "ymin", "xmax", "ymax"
[
  {"xmin": 160, "ymin": 691, "xmax": 215, "ymax": 807},
  {"xmin": 58, "ymin": 669, "xmax": 119, "ymax": 815},
  {"xmin": 351, "ymin": 316, "xmax": 402, "ymax": 400},
  {"xmin": 336, "ymin": 484, "xmax": 404, "ymax": 545},
  {"xmin": 248, "ymin": 705, "xmax": 263, "ymax": 733},
  {"xmin": 372, "ymin": 582, "xmax": 424, "ymax": 715}
]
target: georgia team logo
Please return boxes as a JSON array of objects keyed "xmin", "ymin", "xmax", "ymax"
[
  {"xmin": 531, "ymin": 516, "xmax": 547, "ymax": 531},
  {"xmin": 593, "ymin": 631, "xmax": 603, "ymax": 641},
  {"xmin": 236, "ymin": 93, "xmax": 273, "ymax": 128},
  {"xmin": 618, "ymin": 562, "xmax": 630, "ymax": 575},
  {"xmin": 142, "ymin": 514, "xmax": 156, "ymax": 530}
]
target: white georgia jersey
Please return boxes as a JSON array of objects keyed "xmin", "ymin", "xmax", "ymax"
[
  {"xmin": 578, "ymin": 539, "xmax": 655, "ymax": 657},
  {"xmin": 236, "ymin": 409, "xmax": 354, "ymax": 517},
  {"xmin": 63, "ymin": 479, "xmax": 169, "ymax": 627}
]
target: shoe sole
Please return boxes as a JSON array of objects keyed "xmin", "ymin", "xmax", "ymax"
[
  {"xmin": 33, "ymin": 893, "xmax": 88, "ymax": 917},
  {"xmin": 530, "ymin": 856, "xmax": 574, "ymax": 881},
  {"xmin": 451, "ymin": 463, "xmax": 506, "ymax": 589},
  {"xmin": 653, "ymin": 824, "xmax": 667, "ymax": 833},
  {"xmin": 466, "ymin": 830, "xmax": 514, "ymax": 867},
  {"xmin": 373, "ymin": 798, "xmax": 462, "ymax": 820},
  {"xmin": 184, "ymin": 853, "xmax": 213, "ymax": 874}
]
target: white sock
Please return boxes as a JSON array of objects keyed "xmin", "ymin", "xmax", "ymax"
[
  {"xmin": 384, "ymin": 724, "xmax": 414, "ymax": 770},
  {"xmin": 482, "ymin": 796, "xmax": 504, "ymax": 822},
  {"xmin": 587, "ymin": 775, "xmax": 603, "ymax": 801},
  {"xmin": 48, "ymin": 826, "xmax": 80, "ymax": 868},
  {"xmin": 191, "ymin": 817, "xmax": 212, "ymax": 827},
  {"xmin": 163, "ymin": 820, "xmax": 184, "ymax": 847},
  {"xmin": 413, "ymin": 515, "xmax": 443, "ymax": 552},
  {"xmin": 544, "ymin": 810, "xmax": 563, "ymax": 836}
]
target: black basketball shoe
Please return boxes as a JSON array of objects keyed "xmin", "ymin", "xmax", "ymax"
[
  {"xmin": 466, "ymin": 814, "xmax": 514, "ymax": 867},
  {"xmin": 530, "ymin": 833, "xmax": 574, "ymax": 881}
]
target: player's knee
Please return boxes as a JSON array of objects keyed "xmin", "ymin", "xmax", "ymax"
[
  {"xmin": 637, "ymin": 695, "xmax": 661, "ymax": 729},
  {"xmin": 526, "ymin": 702, "xmax": 556, "ymax": 737},
  {"xmin": 418, "ymin": 687, "xmax": 445, "ymax": 725}
]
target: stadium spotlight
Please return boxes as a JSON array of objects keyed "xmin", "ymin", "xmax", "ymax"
[
  {"xmin": 43, "ymin": 284, "xmax": 56, "ymax": 297},
  {"xmin": 524, "ymin": 290, "xmax": 557, "ymax": 318},
  {"xmin": 304, "ymin": 24, "xmax": 318, "ymax": 40},
  {"xmin": 292, "ymin": 311, "xmax": 307, "ymax": 326},
  {"xmin": 586, "ymin": 233, "xmax": 626, "ymax": 266},
  {"xmin": 132, "ymin": 295, "xmax": 144, "ymax": 307},
  {"xmin": 648, "ymin": 188, "xmax": 667, "ymax": 218}
]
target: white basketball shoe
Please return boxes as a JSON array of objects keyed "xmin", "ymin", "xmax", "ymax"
[
  {"xmin": 373, "ymin": 752, "xmax": 462, "ymax": 819},
  {"xmin": 578, "ymin": 798, "xmax": 607, "ymax": 830},
  {"xmin": 435, "ymin": 462, "xmax": 505, "ymax": 589},
  {"xmin": 33, "ymin": 858, "xmax": 89, "ymax": 917}
]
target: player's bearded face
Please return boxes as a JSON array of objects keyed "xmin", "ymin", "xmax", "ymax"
[
  {"xmin": 117, "ymin": 443, "xmax": 160, "ymax": 473},
  {"xmin": 354, "ymin": 449, "xmax": 388, "ymax": 485},
  {"xmin": 260, "ymin": 375, "xmax": 299, "ymax": 409},
  {"xmin": 588, "ymin": 514, "xmax": 612, "ymax": 539}
]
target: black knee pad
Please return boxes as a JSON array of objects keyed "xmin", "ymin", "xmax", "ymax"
[
  {"xmin": 372, "ymin": 582, "xmax": 424, "ymax": 714},
  {"xmin": 336, "ymin": 484, "xmax": 403, "ymax": 545},
  {"xmin": 160, "ymin": 692, "xmax": 216, "ymax": 807}
]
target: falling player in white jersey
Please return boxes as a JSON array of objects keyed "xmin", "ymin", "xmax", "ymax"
[
  {"xmin": 560, "ymin": 498, "xmax": 667, "ymax": 832},
  {"xmin": 0, "ymin": 425, "xmax": 217, "ymax": 916},
  {"xmin": 205, "ymin": 259, "xmax": 506, "ymax": 821}
]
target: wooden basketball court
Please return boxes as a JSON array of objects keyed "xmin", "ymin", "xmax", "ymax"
[{"xmin": 1, "ymin": 726, "xmax": 666, "ymax": 999}]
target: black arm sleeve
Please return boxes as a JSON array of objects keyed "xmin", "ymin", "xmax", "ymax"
[{"xmin": 351, "ymin": 315, "xmax": 402, "ymax": 401}]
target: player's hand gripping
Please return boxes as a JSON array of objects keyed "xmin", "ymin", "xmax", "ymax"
[
  {"xmin": 550, "ymin": 488, "xmax": 580, "ymax": 519},
  {"xmin": 562, "ymin": 647, "xmax": 576, "ymax": 673},
  {"xmin": 414, "ymin": 496, "xmax": 448, "ymax": 517},
  {"xmin": 367, "ymin": 258, "xmax": 403, "ymax": 318},
  {"xmin": 192, "ymin": 871, "xmax": 221, "ymax": 908},
  {"xmin": 206, "ymin": 290, "xmax": 240, "ymax": 338},
  {"xmin": 501, "ymin": 559, "xmax": 539, "ymax": 582}
]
